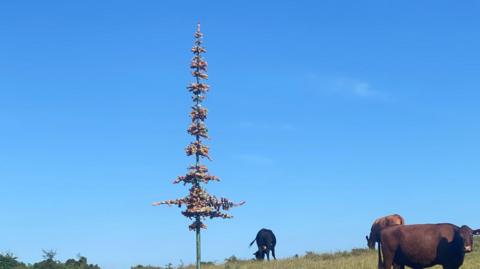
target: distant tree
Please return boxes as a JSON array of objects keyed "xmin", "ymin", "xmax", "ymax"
[
  {"xmin": 65, "ymin": 256, "xmax": 101, "ymax": 269},
  {"xmin": 65, "ymin": 258, "xmax": 78, "ymax": 267},
  {"xmin": 0, "ymin": 252, "xmax": 27, "ymax": 269},
  {"xmin": 41, "ymin": 250, "xmax": 56, "ymax": 262},
  {"xmin": 1, "ymin": 251, "xmax": 102, "ymax": 269},
  {"xmin": 224, "ymin": 256, "xmax": 239, "ymax": 263},
  {"xmin": 153, "ymin": 23, "xmax": 244, "ymax": 269},
  {"xmin": 32, "ymin": 250, "xmax": 62, "ymax": 269},
  {"xmin": 65, "ymin": 259, "xmax": 77, "ymax": 267},
  {"xmin": 42, "ymin": 249, "xmax": 57, "ymax": 261},
  {"xmin": 131, "ymin": 266, "xmax": 163, "ymax": 269}
]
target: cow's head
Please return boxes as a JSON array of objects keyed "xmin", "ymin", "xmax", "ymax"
[
  {"xmin": 253, "ymin": 250, "xmax": 264, "ymax": 260},
  {"xmin": 366, "ymin": 233, "xmax": 375, "ymax": 249},
  {"xmin": 459, "ymin": 225, "xmax": 474, "ymax": 253}
]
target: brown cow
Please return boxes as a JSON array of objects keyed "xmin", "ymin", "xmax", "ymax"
[
  {"xmin": 366, "ymin": 214, "xmax": 405, "ymax": 268},
  {"xmin": 380, "ymin": 224, "xmax": 480, "ymax": 269},
  {"xmin": 367, "ymin": 214, "xmax": 405, "ymax": 249}
]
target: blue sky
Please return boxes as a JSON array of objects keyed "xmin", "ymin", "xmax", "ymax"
[{"xmin": 1, "ymin": 1, "xmax": 479, "ymax": 268}]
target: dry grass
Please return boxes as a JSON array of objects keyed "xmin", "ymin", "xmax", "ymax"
[{"xmin": 183, "ymin": 239, "xmax": 480, "ymax": 269}]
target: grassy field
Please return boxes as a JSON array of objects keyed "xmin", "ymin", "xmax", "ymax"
[{"xmin": 181, "ymin": 238, "xmax": 480, "ymax": 269}]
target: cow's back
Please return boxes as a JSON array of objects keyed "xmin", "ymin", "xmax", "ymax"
[
  {"xmin": 373, "ymin": 214, "xmax": 404, "ymax": 227},
  {"xmin": 257, "ymin": 229, "xmax": 276, "ymax": 247},
  {"xmin": 371, "ymin": 214, "xmax": 405, "ymax": 241},
  {"xmin": 388, "ymin": 214, "xmax": 405, "ymax": 225}
]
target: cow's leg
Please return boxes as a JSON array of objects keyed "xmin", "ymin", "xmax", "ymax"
[
  {"xmin": 383, "ymin": 258, "xmax": 393, "ymax": 269},
  {"xmin": 272, "ymin": 247, "xmax": 276, "ymax": 260},
  {"xmin": 266, "ymin": 250, "xmax": 270, "ymax": 261},
  {"xmin": 381, "ymin": 247, "xmax": 394, "ymax": 269}
]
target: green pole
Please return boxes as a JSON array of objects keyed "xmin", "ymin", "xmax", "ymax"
[{"xmin": 196, "ymin": 218, "xmax": 201, "ymax": 269}]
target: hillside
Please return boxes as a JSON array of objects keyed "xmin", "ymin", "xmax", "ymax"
[
  {"xmin": 179, "ymin": 238, "xmax": 480, "ymax": 269},
  {"xmin": 2, "ymin": 239, "xmax": 478, "ymax": 269}
]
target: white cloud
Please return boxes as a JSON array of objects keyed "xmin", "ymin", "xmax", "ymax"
[
  {"xmin": 236, "ymin": 121, "xmax": 295, "ymax": 131},
  {"xmin": 234, "ymin": 154, "xmax": 274, "ymax": 165},
  {"xmin": 336, "ymin": 78, "xmax": 376, "ymax": 97},
  {"xmin": 353, "ymin": 83, "xmax": 373, "ymax": 97},
  {"xmin": 304, "ymin": 74, "xmax": 385, "ymax": 99}
]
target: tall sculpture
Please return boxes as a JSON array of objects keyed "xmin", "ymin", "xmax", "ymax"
[{"xmin": 153, "ymin": 23, "xmax": 244, "ymax": 269}]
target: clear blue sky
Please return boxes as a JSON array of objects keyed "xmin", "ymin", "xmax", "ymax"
[{"xmin": 1, "ymin": 1, "xmax": 479, "ymax": 268}]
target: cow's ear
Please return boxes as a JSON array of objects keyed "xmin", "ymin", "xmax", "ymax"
[{"xmin": 473, "ymin": 229, "xmax": 480, "ymax": 235}]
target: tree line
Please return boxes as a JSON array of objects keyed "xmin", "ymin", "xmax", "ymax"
[
  {"xmin": 0, "ymin": 251, "xmax": 186, "ymax": 269},
  {"xmin": 0, "ymin": 250, "xmax": 100, "ymax": 269}
]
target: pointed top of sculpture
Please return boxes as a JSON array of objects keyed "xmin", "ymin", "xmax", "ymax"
[{"xmin": 194, "ymin": 22, "xmax": 203, "ymax": 40}]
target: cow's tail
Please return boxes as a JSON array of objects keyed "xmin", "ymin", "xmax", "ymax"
[
  {"xmin": 249, "ymin": 238, "xmax": 256, "ymax": 247},
  {"xmin": 377, "ymin": 242, "xmax": 383, "ymax": 269}
]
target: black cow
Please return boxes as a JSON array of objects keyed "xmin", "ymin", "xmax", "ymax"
[
  {"xmin": 249, "ymin": 228, "xmax": 276, "ymax": 261},
  {"xmin": 380, "ymin": 223, "xmax": 480, "ymax": 269}
]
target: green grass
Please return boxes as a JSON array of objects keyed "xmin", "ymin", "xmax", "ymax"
[{"xmin": 182, "ymin": 238, "xmax": 480, "ymax": 269}]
